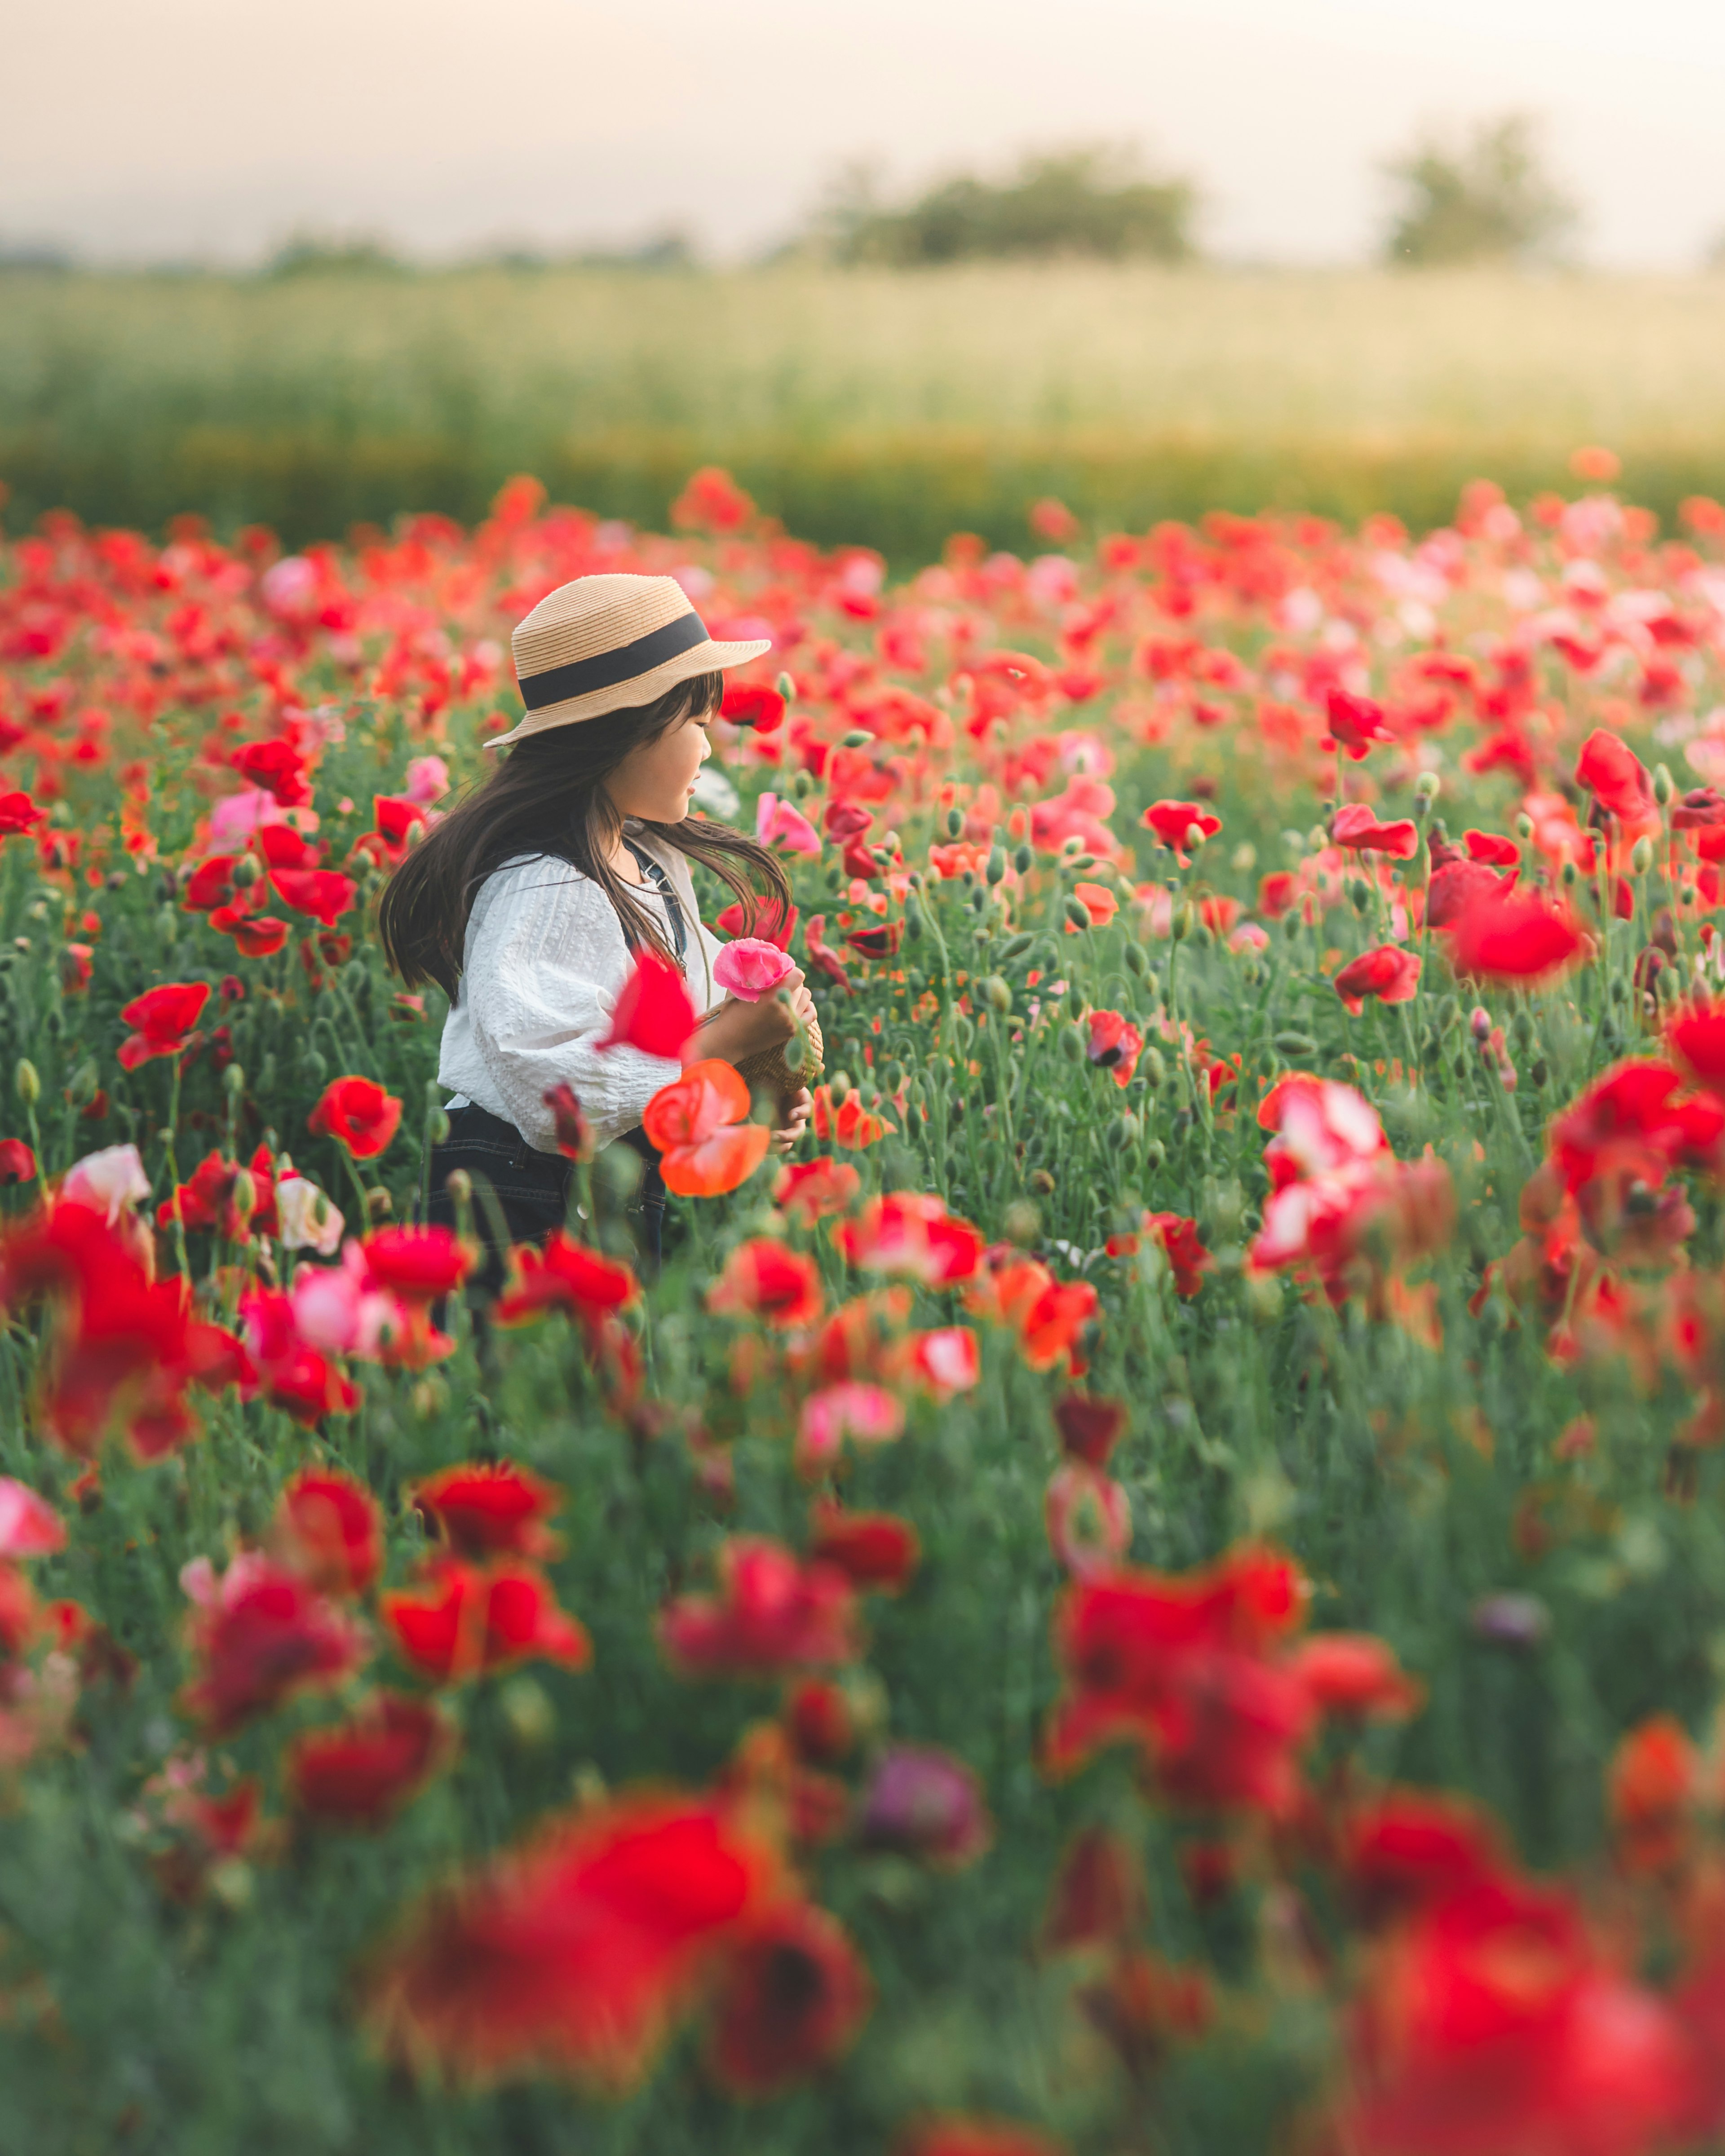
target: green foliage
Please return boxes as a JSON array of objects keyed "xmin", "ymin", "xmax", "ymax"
[
  {"xmin": 1382, "ymin": 114, "xmax": 1579, "ymax": 268},
  {"xmin": 819, "ymin": 145, "xmax": 1197, "ymax": 266}
]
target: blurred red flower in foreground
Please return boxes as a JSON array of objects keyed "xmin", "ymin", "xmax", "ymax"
[
  {"xmin": 895, "ymin": 2118, "xmax": 1069, "ymax": 2156},
  {"xmin": 272, "ymin": 1467, "xmax": 383, "ymax": 1595},
  {"xmin": 381, "ymin": 1559, "xmax": 589, "ymax": 1686},
  {"xmin": 811, "ymin": 1084, "xmax": 894, "ymax": 1148},
  {"xmin": 308, "ymin": 1076, "xmax": 402, "ymax": 1160},
  {"xmin": 1445, "ymin": 886, "xmax": 1586, "ymax": 988},
  {"xmin": 658, "ymin": 1537, "xmax": 860, "ymax": 1677},
  {"xmin": 1324, "ymin": 688, "xmax": 1396, "ymax": 760},
  {"xmin": 286, "ymin": 1692, "xmax": 453, "ymax": 1828},
  {"xmin": 362, "ymin": 1790, "xmax": 783, "ymax": 2088},
  {"xmin": 774, "ymin": 1155, "xmax": 860, "ymax": 1223},
  {"xmin": 643, "ymin": 1059, "xmax": 769, "ymax": 1198},
  {"xmin": 597, "ymin": 948, "xmax": 697, "ymax": 1059},
  {"xmin": 491, "ymin": 1230, "xmax": 639, "ymax": 1330},
  {"xmin": 413, "ymin": 1459, "xmax": 563, "ymax": 1561},
  {"xmin": 707, "ymin": 1238, "xmax": 823, "ymax": 1327},
  {"xmin": 117, "ymin": 981, "xmax": 209, "ymax": 1070},
  {"xmin": 835, "ymin": 1192, "xmax": 984, "ymax": 1286},
  {"xmin": 704, "ymin": 1900, "xmax": 872, "ymax": 2097},
  {"xmin": 180, "ymin": 1552, "xmax": 368, "ymax": 1736}
]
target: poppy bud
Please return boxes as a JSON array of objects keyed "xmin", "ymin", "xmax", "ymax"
[
  {"xmin": 1561, "ymin": 858, "xmax": 1579, "ymax": 886},
  {"xmin": 1059, "ymin": 1025, "xmax": 1085, "ymax": 1064},
  {"xmin": 1631, "ymin": 836, "xmax": 1655, "ymax": 873},
  {"xmin": 1172, "ymin": 904, "xmax": 1194, "ymax": 942},
  {"xmin": 1654, "ymin": 762, "xmax": 1674, "ymax": 805},
  {"xmin": 443, "ymin": 1168, "xmax": 472, "ymax": 1207},
  {"xmin": 775, "ymin": 670, "xmax": 795, "ymax": 702},
  {"xmin": 1433, "ymin": 996, "xmax": 1459, "ymax": 1032},
  {"xmin": 791, "ymin": 767, "xmax": 813, "ymax": 799},
  {"xmin": 1144, "ymin": 1048, "xmax": 1168, "ymax": 1088},
  {"xmin": 1510, "ymin": 1008, "xmax": 1535, "ymax": 1048},
  {"xmin": 829, "ymin": 1069, "xmax": 852, "ymax": 1107},
  {"xmin": 986, "ymin": 846, "xmax": 1006, "ymax": 885},
  {"xmin": 1013, "ymin": 843, "xmax": 1033, "ymax": 874},
  {"xmin": 904, "ymin": 897, "xmax": 927, "ymax": 941},
  {"xmin": 1123, "ymin": 941, "xmax": 1147, "ymax": 977},
  {"xmin": 231, "ymin": 856, "xmax": 261, "ymax": 889},
  {"xmin": 1514, "ymin": 812, "xmax": 1534, "ymax": 842},
  {"xmin": 365, "ymin": 1186, "xmax": 393, "ymax": 1223},
  {"xmin": 66, "ymin": 1059, "xmax": 98, "ymax": 1107},
  {"xmin": 945, "ymin": 808, "xmax": 964, "ymax": 839},
  {"xmin": 982, "ymin": 976, "xmax": 1012, "ymax": 1015},
  {"xmin": 223, "ymin": 1061, "xmax": 246, "ymax": 1096},
  {"xmin": 1003, "ymin": 1198, "xmax": 1041, "ymax": 1246},
  {"xmin": 1273, "ymin": 1030, "xmax": 1316, "ymax": 1058},
  {"xmin": 1414, "ymin": 770, "xmax": 1440, "ymax": 804},
  {"xmin": 429, "ymin": 1109, "xmax": 451, "ymax": 1146},
  {"xmin": 13, "ymin": 1060, "xmax": 39, "ymax": 1106},
  {"xmin": 1064, "ymin": 898, "xmax": 1092, "ymax": 932},
  {"xmin": 841, "ymin": 729, "xmax": 872, "ymax": 750},
  {"xmin": 1307, "ymin": 825, "xmax": 1329, "ymax": 851},
  {"xmin": 230, "ymin": 1169, "xmax": 258, "ymax": 1229},
  {"xmin": 1000, "ymin": 931, "xmax": 1033, "ymax": 961},
  {"xmin": 1349, "ymin": 879, "xmax": 1371, "ymax": 914}
]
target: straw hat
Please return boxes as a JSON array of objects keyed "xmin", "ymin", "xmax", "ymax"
[{"xmin": 489, "ymin": 573, "xmax": 770, "ymax": 747}]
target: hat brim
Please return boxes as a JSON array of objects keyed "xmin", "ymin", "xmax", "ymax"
[{"xmin": 484, "ymin": 636, "xmax": 772, "ymax": 747}]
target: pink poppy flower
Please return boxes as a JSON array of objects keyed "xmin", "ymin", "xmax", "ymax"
[{"xmin": 713, "ymin": 937, "xmax": 796, "ymax": 1002}]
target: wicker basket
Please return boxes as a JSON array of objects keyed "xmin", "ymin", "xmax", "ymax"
[{"xmin": 732, "ymin": 1014, "xmax": 824, "ymax": 1119}]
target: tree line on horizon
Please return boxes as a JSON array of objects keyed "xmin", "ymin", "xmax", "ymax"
[{"xmin": 0, "ymin": 115, "xmax": 1699, "ymax": 278}]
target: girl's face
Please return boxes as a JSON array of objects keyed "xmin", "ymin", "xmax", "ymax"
[{"xmin": 604, "ymin": 708, "xmax": 713, "ymax": 825}]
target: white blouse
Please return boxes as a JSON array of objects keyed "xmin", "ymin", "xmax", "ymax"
[{"xmin": 436, "ymin": 826, "xmax": 725, "ymax": 1154}]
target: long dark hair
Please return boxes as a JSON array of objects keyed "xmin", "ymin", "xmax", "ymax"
[{"xmin": 378, "ymin": 672, "xmax": 791, "ymax": 996}]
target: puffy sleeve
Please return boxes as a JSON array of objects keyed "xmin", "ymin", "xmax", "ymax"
[{"xmin": 458, "ymin": 860, "xmax": 683, "ymax": 1153}]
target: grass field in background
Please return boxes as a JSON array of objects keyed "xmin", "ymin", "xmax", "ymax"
[{"xmin": 5, "ymin": 263, "xmax": 1725, "ymax": 553}]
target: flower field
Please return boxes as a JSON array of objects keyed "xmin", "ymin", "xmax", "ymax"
[{"xmin": 12, "ymin": 459, "xmax": 1725, "ymax": 2152}]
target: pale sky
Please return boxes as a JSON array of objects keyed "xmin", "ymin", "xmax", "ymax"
[{"xmin": 3, "ymin": 0, "xmax": 1722, "ymax": 269}]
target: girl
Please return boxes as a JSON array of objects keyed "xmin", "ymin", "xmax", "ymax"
[{"xmin": 379, "ymin": 572, "xmax": 814, "ymax": 1274}]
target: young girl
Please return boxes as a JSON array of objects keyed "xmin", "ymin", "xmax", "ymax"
[{"xmin": 379, "ymin": 572, "xmax": 814, "ymax": 1272}]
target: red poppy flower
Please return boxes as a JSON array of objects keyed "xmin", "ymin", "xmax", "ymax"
[
  {"xmin": 0, "ymin": 791, "xmax": 47, "ymax": 838},
  {"xmin": 1463, "ymin": 829, "xmax": 1521, "ymax": 867},
  {"xmin": 642, "ymin": 1060, "xmax": 770, "ymax": 1198},
  {"xmin": 117, "ymin": 980, "xmax": 210, "ymax": 1069},
  {"xmin": 286, "ymin": 1691, "xmax": 453, "ymax": 1827},
  {"xmin": 270, "ymin": 867, "xmax": 357, "ymax": 927},
  {"xmin": 1323, "ymin": 688, "xmax": 1396, "ymax": 760},
  {"xmin": 1042, "ymin": 1825, "xmax": 1146, "ymax": 1954},
  {"xmin": 1665, "ymin": 998, "xmax": 1725, "ymax": 1096},
  {"xmin": 1258, "ymin": 870, "xmax": 1300, "ymax": 919},
  {"xmin": 1576, "ymin": 726, "xmax": 1655, "ymax": 824},
  {"xmin": 362, "ymin": 1790, "xmax": 783, "ymax": 2089},
  {"xmin": 658, "ymin": 1537, "xmax": 860, "ymax": 1677},
  {"xmin": 257, "ymin": 822, "xmax": 321, "ymax": 871},
  {"xmin": 1607, "ymin": 1715, "xmax": 1699, "ymax": 1877},
  {"xmin": 180, "ymin": 1553, "xmax": 369, "ymax": 1736},
  {"xmin": 492, "ymin": 1230, "xmax": 640, "ymax": 1328},
  {"xmin": 217, "ymin": 909, "xmax": 291, "ymax": 957},
  {"xmin": 273, "ymin": 1467, "xmax": 383, "ymax": 1595},
  {"xmin": 597, "ymin": 948, "xmax": 697, "ymax": 1059},
  {"xmin": 707, "ymin": 1238, "xmax": 823, "ymax": 1327},
  {"xmin": 308, "ymin": 1075, "xmax": 402, "ymax": 1160},
  {"xmin": 1286, "ymin": 1633, "xmax": 1424, "ymax": 1721},
  {"xmin": 774, "ymin": 1156, "xmax": 861, "ymax": 1223},
  {"xmin": 0, "ymin": 1139, "xmax": 36, "ymax": 1186},
  {"xmin": 1053, "ymin": 1392, "xmax": 1128, "ymax": 1467},
  {"xmin": 964, "ymin": 1257, "xmax": 1097, "ymax": 1373},
  {"xmin": 361, "ymin": 1225, "xmax": 477, "ymax": 1305},
  {"xmin": 705, "ymin": 1900, "xmax": 872, "ymax": 2097},
  {"xmin": 233, "ymin": 738, "xmax": 314, "ymax": 805},
  {"xmin": 0, "ymin": 1476, "xmax": 63, "ymax": 1560},
  {"xmin": 844, "ymin": 919, "xmax": 904, "ymax": 960},
  {"xmin": 1331, "ymin": 804, "xmax": 1419, "ymax": 858},
  {"xmin": 1137, "ymin": 1213, "xmax": 1212, "ymax": 1295},
  {"xmin": 183, "ymin": 854, "xmax": 239, "ymax": 911},
  {"xmin": 1045, "ymin": 1543, "xmax": 1313, "ymax": 1810},
  {"xmin": 381, "ymin": 1558, "xmax": 590, "ymax": 1686},
  {"xmin": 543, "ymin": 1081, "xmax": 593, "ymax": 1161},
  {"xmin": 808, "ymin": 1499, "xmax": 920, "ymax": 1593},
  {"xmin": 1334, "ymin": 943, "xmax": 1422, "ymax": 1015},
  {"xmin": 719, "ymin": 680, "xmax": 787, "ymax": 732},
  {"xmin": 413, "ymin": 1460, "xmax": 563, "ymax": 1561},
  {"xmin": 1445, "ymin": 887, "xmax": 1585, "ymax": 987},
  {"xmin": 373, "ymin": 794, "xmax": 429, "ymax": 847},
  {"xmin": 715, "ymin": 895, "xmax": 798, "ymax": 950},
  {"xmin": 1425, "ymin": 857, "xmax": 1505, "ymax": 928},
  {"xmin": 810, "ymin": 1085, "xmax": 894, "ymax": 1149},
  {"xmin": 1142, "ymin": 800, "xmax": 1221, "ymax": 853},
  {"xmin": 835, "ymin": 1193, "xmax": 984, "ymax": 1286}
]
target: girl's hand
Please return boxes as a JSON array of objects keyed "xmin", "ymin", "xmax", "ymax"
[
  {"xmin": 687, "ymin": 972, "xmax": 814, "ymax": 1066},
  {"xmin": 770, "ymin": 1088, "xmax": 812, "ymax": 1154}
]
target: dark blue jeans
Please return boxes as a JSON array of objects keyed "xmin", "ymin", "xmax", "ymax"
[{"xmin": 427, "ymin": 1104, "xmax": 664, "ymax": 1289}]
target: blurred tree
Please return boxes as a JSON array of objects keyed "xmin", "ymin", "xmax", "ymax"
[
  {"xmin": 265, "ymin": 232, "xmax": 407, "ymax": 279},
  {"xmin": 1381, "ymin": 115, "xmax": 1579, "ymax": 267},
  {"xmin": 815, "ymin": 144, "xmax": 1198, "ymax": 266}
]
